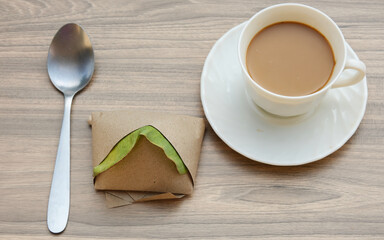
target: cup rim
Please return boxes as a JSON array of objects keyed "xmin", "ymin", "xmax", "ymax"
[{"xmin": 238, "ymin": 3, "xmax": 347, "ymax": 100}]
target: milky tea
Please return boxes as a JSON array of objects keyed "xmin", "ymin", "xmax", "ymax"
[{"xmin": 246, "ymin": 22, "xmax": 335, "ymax": 97}]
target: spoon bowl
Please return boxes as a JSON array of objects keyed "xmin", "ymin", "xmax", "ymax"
[
  {"xmin": 48, "ymin": 23, "xmax": 94, "ymax": 95},
  {"xmin": 47, "ymin": 23, "xmax": 94, "ymax": 234}
]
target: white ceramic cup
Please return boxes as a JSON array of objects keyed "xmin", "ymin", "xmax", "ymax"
[{"xmin": 238, "ymin": 3, "xmax": 366, "ymax": 117}]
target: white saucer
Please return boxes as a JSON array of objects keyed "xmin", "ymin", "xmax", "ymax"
[{"xmin": 200, "ymin": 22, "xmax": 367, "ymax": 166}]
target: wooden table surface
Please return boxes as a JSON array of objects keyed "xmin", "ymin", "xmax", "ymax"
[{"xmin": 1, "ymin": 0, "xmax": 383, "ymax": 239}]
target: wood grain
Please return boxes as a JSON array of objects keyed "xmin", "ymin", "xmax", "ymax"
[{"xmin": 0, "ymin": 0, "xmax": 383, "ymax": 239}]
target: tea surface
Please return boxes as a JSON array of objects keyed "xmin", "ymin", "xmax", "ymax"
[{"xmin": 246, "ymin": 22, "xmax": 335, "ymax": 96}]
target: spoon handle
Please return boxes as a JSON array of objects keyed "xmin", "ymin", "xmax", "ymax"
[{"xmin": 47, "ymin": 95, "xmax": 73, "ymax": 234}]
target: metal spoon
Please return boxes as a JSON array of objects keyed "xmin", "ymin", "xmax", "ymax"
[{"xmin": 47, "ymin": 23, "xmax": 94, "ymax": 234}]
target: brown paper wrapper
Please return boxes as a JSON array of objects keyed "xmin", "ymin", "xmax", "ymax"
[{"xmin": 89, "ymin": 110, "xmax": 205, "ymax": 208}]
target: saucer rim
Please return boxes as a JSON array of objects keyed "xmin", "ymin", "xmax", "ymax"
[{"xmin": 200, "ymin": 22, "xmax": 368, "ymax": 166}]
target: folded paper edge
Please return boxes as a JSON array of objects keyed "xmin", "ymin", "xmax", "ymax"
[
  {"xmin": 105, "ymin": 192, "xmax": 133, "ymax": 208},
  {"xmin": 105, "ymin": 191, "xmax": 185, "ymax": 208}
]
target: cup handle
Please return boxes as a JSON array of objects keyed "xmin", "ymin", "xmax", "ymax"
[{"xmin": 331, "ymin": 58, "xmax": 366, "ymax": 88}]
